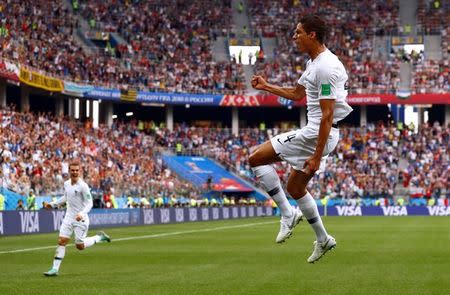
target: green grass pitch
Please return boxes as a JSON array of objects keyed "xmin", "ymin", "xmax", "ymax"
[{"xmin": 1, "ymin": 216, "xmax": 449, "ymax": 295}]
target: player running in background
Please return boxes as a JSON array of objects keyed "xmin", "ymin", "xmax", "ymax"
[
  {"xmin": 250, "ymin": 15, "xmax": 352, "ymax": 263},
  {"xmin": 43, "ymin": 161, "xmax": 111, "ymax": 276}
]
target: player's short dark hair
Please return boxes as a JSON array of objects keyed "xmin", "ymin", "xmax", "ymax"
[
  {"xmin": 69, "ymin": 161, "xmax": 80, "ymax": 169},
  {"xmin": 300, "ymin": 15, "xmax": 328, "ymax": 44}
]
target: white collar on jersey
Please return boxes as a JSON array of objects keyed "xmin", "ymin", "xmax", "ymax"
[{"xmin": 311, "ymin": 48, "xmax": 329, "ymax": 63}]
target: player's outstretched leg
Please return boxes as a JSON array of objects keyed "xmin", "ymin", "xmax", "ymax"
[
  {"xmin": 250, "ymin": 142, "xmax": 303, "ymax": 244},
  {"xmin": 82, "ymin": 231, "xmax": 111, "ymax": 248},
  {"xmin": 98, "ymin": 231, "xmax": 111, "ymax": 243},
  {"xmin": 287, "ymin": 170, "xmax": 336, "ymax": 263}
]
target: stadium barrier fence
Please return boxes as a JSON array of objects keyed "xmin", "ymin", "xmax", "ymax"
[
  {"xmin": 1, "ymin": 205, "xmax": 449, "ymax": 236},
  {"xmin": 0, "ymin": 206, "xmax": 274, "ymax": 236},
  {"xmin": 320, "ymin": 205, "xmax": 450, "ymax": 217}
]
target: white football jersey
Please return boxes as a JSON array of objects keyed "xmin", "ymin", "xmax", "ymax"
[
  {"xmin": 298, "ymin": 49, "xmax": 353, "ymax": 124},
  {"xmin": 52, "ymin": 178, "xmax": 93, "ymax": 220}
]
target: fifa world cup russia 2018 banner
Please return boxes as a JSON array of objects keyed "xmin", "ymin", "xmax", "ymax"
[
  {"xmin": 81, "ymin": 89, "xmax": 450, "ymax": 106},
  {"xmin": 137, "ymin": 92, "xmax": 223, "ymax": 105},
  {"xmin": 219, "ymin": 93, "xmax": 450, "ymax": 107},
  {"xmin": 83, "ymin": 88, "xmax": 224, "ymax": 105},
  {"xmin": 19, "ymin": 67, "xmax": 64, "ymax": 92}
]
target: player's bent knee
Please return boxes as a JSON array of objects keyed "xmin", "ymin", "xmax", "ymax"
[
  {"xmin": 248, "ymin": 152, "xmax": 259, "ymax": 167},
  {"xmin": 249, "ymin": 145, "xmax": 260, "ymax": 154},
  {"xmin": 75, "ymin": 243, "xmax": 85, "ymax": 250},
  {"xmin": 287, "ymin": 185, "xmax": 306, "ymax": 200},
  {"xmin": 58, "ymin": 237, "xmax": 69, "ymax": 246}
]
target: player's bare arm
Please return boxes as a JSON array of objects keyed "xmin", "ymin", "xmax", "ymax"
[
  {"xmin": 251, "ymin": 75, "xmax": 306, "ymax": 101},
  {"xmin": 45, "ymin": 194, "xmax": 67, "ymax": 210},
  {"xmin": 303, "ymin": 99, "xmax": 335, "ymax": 175}
]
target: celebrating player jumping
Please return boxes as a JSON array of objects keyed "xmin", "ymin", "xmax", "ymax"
[{"xmin": 249, "ymin": 15, "xmax": 353, "ymax": 263}]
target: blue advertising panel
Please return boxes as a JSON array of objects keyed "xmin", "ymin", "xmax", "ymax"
[
  {"xmin": 2, "ymin": 206, "xmax": 447, "ymax": 236},
  {"xmin": 82, "ymin": 88, "xmax": 223, "ymax": 105},
  {"xmin": 0, "ymin": 206, "xmax": 273, "ymax": 236}
]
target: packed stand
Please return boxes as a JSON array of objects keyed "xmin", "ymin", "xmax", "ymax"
[
  {"xmin": 416, "ymin": 0, "xmax": 449, "ymax": 35},
  {"xmin": 411, "ymin": 1, "xmax": 449, "ymax": 95},
  {"xmin": 149, "ymin": 121, "xmax": 448, "ymax": 205},
  {"xmin": 0, "ymin": 0, "xmax": 245, "ymax": 94},
  {"xmin": 0, "ymin": 106, "xmax": 202, "ymax": 207},
  {"xmin": 248, "ymin": 0, "xmax": 401, "ymax": 94},
  {"xmin": 1, "ymin": 106, "xmax": 448, "ymax": 208},
  {"xmin": 411, "ymin": 59, "xmax": 449, "ymax": 94}
]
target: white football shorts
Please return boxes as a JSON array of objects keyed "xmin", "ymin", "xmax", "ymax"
[
  {"xmin": 59, "ymin": 216, "xmax": 90, "ymax": 244},
  {"xmin": 270, "ymin": 123, "xmax": 339, "ymax": 173}
]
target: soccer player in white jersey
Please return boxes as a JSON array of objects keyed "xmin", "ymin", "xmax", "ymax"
[
  {"xmin": 250, "ymin": 15, "xmax": 352, "ymax": 263},
  {"xmin": 43, "ymin": 162, "xmax": 111, "ymax": 276}
]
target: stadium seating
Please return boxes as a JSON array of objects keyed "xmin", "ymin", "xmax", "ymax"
[
  {"xmin": 410, "ymin": 0, "xmax": 449, "ymax": 94},
  {"xmin": 416, "ymin": 0, "xmax": 448, "ymax": 34},
  {"xmin": 248, "ymin": 0, "xmax": 401, "ymax": 94},
  {"xmin": 1, "ymin": 107, "xmax": 447, "ymax": 209},
  {"xmin": 0, "ymin": 0, "xmax": 245, "ymax": 94},
  {"xmin": 0, "ymin": 0, "xmax": 407, "ymax": 94},
  {"xmin": 0, "ymin": 1, "xmax": 447, "ymax": 209}
]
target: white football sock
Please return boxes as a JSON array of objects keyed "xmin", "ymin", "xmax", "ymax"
[
  {"xmin": 83, "ymin": 235, "xmax": 101, "ymax": 248},
  {"xmin": 252, "ymin": 165, "xmax": 293, "ymax": 218},
  {"xmin": 296, "ymin": 191, "xmax": 328, "ymax": 242},
  {"xmin": 52, "ymin": 245, "xmax": 65, "ymax": 271}
]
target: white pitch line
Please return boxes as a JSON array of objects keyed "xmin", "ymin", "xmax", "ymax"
[{"xmin": 0, "ymin": 220, "xmax": 276, "ymax": 254}]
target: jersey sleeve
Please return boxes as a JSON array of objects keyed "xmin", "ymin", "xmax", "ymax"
[
  {"xmin": 51, "ymin": 194, "xmax": 67, "ymax": 208},
  {"xmin": 82, "ymin": 183, "xmax": 93, "ymax": 201},
  {"xmin": 79, "ymin": 183, "xmax": 93, "ymax": 218},
  {"xmin": 316, "ymin": 66, "xmax": 341, "ymax": 100},
  {"xmin": 51, "ymin": 183, "xmax": 67, "ymax": 208}
]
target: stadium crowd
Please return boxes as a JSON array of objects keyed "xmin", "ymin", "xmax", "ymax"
[
  {"xmin": 0, "ymin": 106, "xmax": 200, "ymax": 206},
  {"xmin": 409, "ymin": 0, "xmax": 449, "ymax": 94},
  {"xmin": 1, "ymin": 106, "xmax": 448, "ymax": 208},
  {"xmin": 0, "ymin": 0, "xmax": 245, "ymax": 94},
  {"xmin": 170, "ymin": 120, "xmax": 448, "ymax": 205},
  {"xmin": 0, "ymin": 0, "xmax": 415, "ymax": 96},
  {"xmin": 411, "ymin": 59, "xmax": 449, "ymax": 94},
  {"xmin": 248, "ymin": 0, "xmax": 401, "ymax": 94},
  {"xmin": 0, "ymin": 0, "xmax": 447, "ymax": 96},
  {"xmin": 416, "ymin": 0, "xmax": 448, "ymax": 35}
]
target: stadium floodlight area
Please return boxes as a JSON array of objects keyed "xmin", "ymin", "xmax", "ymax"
[
  {"xmin": 403, "ymin": 44, "xmax": 424, "ymax": 54},
  {"xmin": 229, "ymin": 46, "xmax": 260, "ymax": 65}
]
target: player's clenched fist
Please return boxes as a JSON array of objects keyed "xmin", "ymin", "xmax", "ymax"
[
  {"xmin": 43, "ymin": 202, "xmax": 53, "ymax": 209},
  {"xmin": 251, "ymin": 75, "xmax": 267, "ymax": 90}
]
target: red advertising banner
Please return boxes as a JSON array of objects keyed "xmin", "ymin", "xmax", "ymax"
[
  {"xmin": 220, "ymin": 95, "xmax": 261, "ymax": 106},
  {"xmin": 221, "ymin": 93, "xmax": 449, "ymax": 107},
  {"xmin": 346, "ymin": 93, "xmax": 450, "ymax": 105},
  {"xmin": 220, "ymin": 94, "xmax": 295, "ymax": 107}
]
